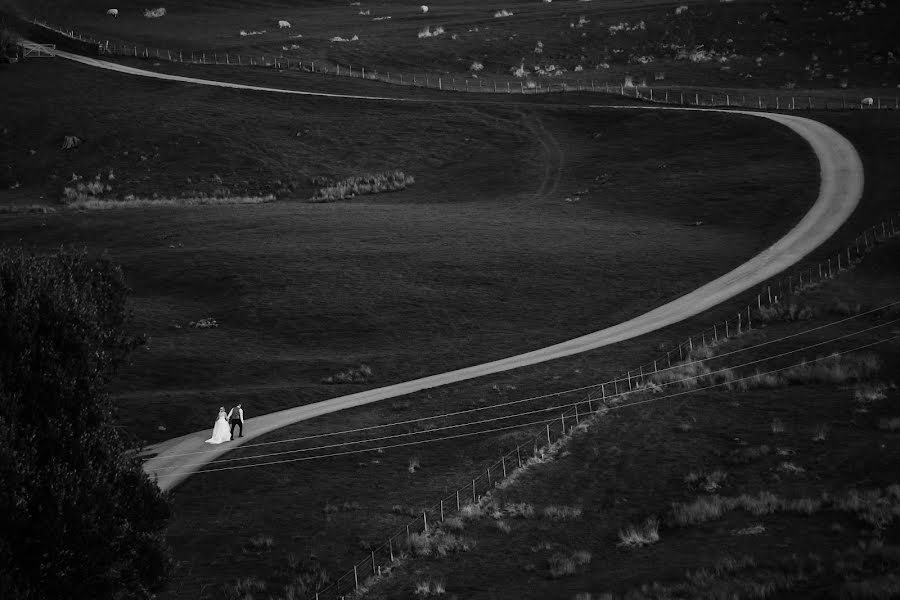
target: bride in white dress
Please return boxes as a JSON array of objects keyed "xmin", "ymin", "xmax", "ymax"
[{"xmin": 205, "ymin": 407, "xmax": 231, "ymax": 444}]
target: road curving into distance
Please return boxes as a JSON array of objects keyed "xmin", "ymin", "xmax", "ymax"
[{"xmin": 39, "ymin": 45, "xmax": 864, "ymax": 491}]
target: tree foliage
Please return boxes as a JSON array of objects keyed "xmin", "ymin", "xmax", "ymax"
[{"xmin": 0, "ymin": 247, "xmax": 172, "ymax": 599}]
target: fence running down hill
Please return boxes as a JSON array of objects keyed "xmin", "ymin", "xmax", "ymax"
[
  {"xmin": 145, "ymin": 213, "xmax": 897, "ymax": 600},
  {"xmin": 24, "ymin": 17, "xmax": 900, "ymax": 111},
  {"xmin": 303, "ymin": 215, "xmax": 899, "ymax": 600}
]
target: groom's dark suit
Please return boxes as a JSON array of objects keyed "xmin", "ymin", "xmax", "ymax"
[{"xmin": 227, "ymin": 406, "xmax": 244, "ymax": 439}]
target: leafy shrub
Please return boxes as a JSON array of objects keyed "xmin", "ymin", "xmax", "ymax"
[{"xmin": 0, "ymin": 247, "xmax": 172, "ymax": 599}]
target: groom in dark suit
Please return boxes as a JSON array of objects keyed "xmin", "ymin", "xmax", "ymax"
[{"xmin": 227, "ymin": 404, "xmax": 244, "ymax": 439}]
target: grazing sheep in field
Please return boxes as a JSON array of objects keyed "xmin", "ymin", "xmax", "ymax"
[
  {"xmin": 861, "ymin": 97, "xmax": 874, "ymax": 108},
  {"xmin": 106, "ymin": 8, "xmax": 118, "ymax": 17},
  {"xmin": 421, "ymin": 5, "xmax": 429, "ymax": 13},
  {"xmin": 278, "ymin": 20, "xmax": 291, "ymax": 29}
]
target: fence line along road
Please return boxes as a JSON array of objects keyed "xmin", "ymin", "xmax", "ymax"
[
  {"xmin": 311, "ymin": 213, "xmax": 898, "ymax": 600},
  {"xmin": 29, "ymin": 43, "xmax": 866, "ymax": 492},
  {"xmin": 26, "ymin": 17, "xmax": 900, "ymax": 111}
]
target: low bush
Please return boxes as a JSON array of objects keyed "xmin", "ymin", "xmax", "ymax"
[{"xmin": 321, "ymin": 364, "xmax": 373, "ymax": 384}]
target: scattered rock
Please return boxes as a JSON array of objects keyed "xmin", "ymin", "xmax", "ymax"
[{"xmin": 189, "ymin": 317, "xmax": 219, "ymax": 329}]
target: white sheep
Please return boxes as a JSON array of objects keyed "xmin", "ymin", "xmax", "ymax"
[
  {"xmin": 106, "ymin": 8, "xmax": 118, "ymax": 17},
  {"xmin": 861, "ymin": 97, "xmax": 874, "ymax": 107},
  {"xmin": 421, "ymin": 5, "xmax": 429, "ymax": 13},
  {"xmin": 278, "ymin": 20, "xmax": 291, "ymax": 29}
]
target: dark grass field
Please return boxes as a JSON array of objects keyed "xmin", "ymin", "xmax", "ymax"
[
  {"xmin": 13, "ymin": 0, "xmax": 900, "ymax": 90},
  {"xmin": 139, "ymin": 107, "xmax": 900, "ymax": 599},
  {"xmin": 158, "ymin": 234, "xmax": 900, "ymax": 600},
  {"xmin": 0, "ymin": 59, "xmax": 826, "ymax": 448},
  {"xmin": 363, "ymin": 242, "xmax": 900, "ymax": 600}
]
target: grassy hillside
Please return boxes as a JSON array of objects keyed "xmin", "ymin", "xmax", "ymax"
[
  {"xmin": 1, "ymin": 60, "xmax": 828, "ymax": 446},
  {"xmin": 12, "ymin": 0, "xmax": 900, "ymax": 90}
]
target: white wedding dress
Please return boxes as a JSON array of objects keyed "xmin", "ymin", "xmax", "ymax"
[{"xmin": 205, "ymin": 411, "xmax": 231, "ymax": 444}]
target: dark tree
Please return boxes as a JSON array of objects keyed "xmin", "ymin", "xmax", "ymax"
[{"xmin": 0, "ymin": 247, "xmax": 172, "ymax": 599}]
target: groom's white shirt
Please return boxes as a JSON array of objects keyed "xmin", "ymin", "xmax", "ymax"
[{"xmin": 226, "ymin": 407, "xmax": 244, "ymax": 422}]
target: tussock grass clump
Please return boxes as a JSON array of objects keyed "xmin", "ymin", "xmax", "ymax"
[
  {"xmin": 548, "ymin": 550, "xmax": 591, "ymax": 578},
  {"xmin": 321, "ymin": 364, "xmax": 373, "ymax": 384},
  {"xmin": 781, "ymin": 352, "xmax": 881, "ymax": 385},
  {"xmin": 672, "ymin": 492, "xmax": 783, "ymax": 526},
  {"xmin": 542, "ymin": 505, "xmax": 582, "ymax": 521},
  {"xmin": 244, "ymin": 535, "xmax": 274, "ymax": 552},
  {"xmin": 143, "ymin": 7, "xmax": 167, "ymax": 18},
  {"xmin": 684, "ymin": 469, "xmax": 727, "ymax": 492},
  {"xmin": 309, "ymin": 170, "xmax": 414, "ymax": 202},
  {"xmin": 813, "ymin": 423, "xmax": 830, "ymax": 441},
  {"xmin": 779, "ymin": 461, "xmax": 806, "ymax": 474},
  {"xmin": 771, "ymin": 418, "xmax": 785, "ymax": 433},
  {"xmin": 855, "ymin": 382, "xmax": 889, "ymax": 403},
  {"xmin": 834, "ymin": 487, "xmax": 900, "ymax": 529},
  {"xmin": 617, "ymin": 518, "xmax": 660, "ymax": 548},
  {"xmin": 414, "ymin": 579, "xmax": 445, "ymax": 597},
  {"xmin": 671, "ymin": 495, "xmax": 728, "ymax": 525},
  {"xmin": 755, "ymin": 301, "xmax": 815, "ymax": 323},
  {"xmin": 224, "ymin": 576, "xmax": 266, "ymax": 599},
  {"xmin": 493, "ymin": 519, "xmax": 512, "ymax": 534},
  {"xmin": 442, "ymin": 516, "xmax": 464, "ymax": 531},
  {"xmin": 407, "ymin": 456, "xmax": 421, "ymax": 473},
  {"xmin": 408, "ymin": 530, "xmax": 476, "ymax": 557},
  {"xmin": 503, "ymin": 502, "xmax": 536, "ymax": 519}
]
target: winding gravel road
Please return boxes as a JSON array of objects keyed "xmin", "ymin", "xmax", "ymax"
[{"xmin": 38, "ymin": 46, "xmax": 864, "ymax": 491}]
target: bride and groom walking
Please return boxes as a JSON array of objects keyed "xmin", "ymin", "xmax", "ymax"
[{"xmin": 205, "ymin": 404, "xmax": 245, "ymax": 444}]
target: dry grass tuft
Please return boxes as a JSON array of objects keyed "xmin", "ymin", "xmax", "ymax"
[
  {"xmin": 408, "ymin": 530, "xmax": 476, "ymax": 557},
  {"xmin": 548, "ymin": 550, "xmax": 592, "ymax": 578},
  {"xmin": 224, "ymin": 576, "xmax": 266, "ymax": 599},
  {"xmin": 542, "ymin": 505, "xmax": 582, "ymax": 521},
  {"xmin": 617, "ymin": 518, "xmax": 660, "ymax": 548}
]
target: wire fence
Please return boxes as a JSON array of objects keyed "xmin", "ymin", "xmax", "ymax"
[
  {"xmin": 25, "ymin": 17, "xmax": 900, "ymax": 111},
  {"xmin": 304, "ymin": 212, "xmax": 900, "ymax": 599}
]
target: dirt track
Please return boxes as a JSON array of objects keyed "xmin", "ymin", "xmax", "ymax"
[{"xmin": 36, "ymin": 46, "xmax": 864, "ymax": 491}]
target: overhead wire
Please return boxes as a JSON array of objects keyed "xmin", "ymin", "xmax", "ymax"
[
  {"xmin": 153, "ymin": 297, "xmax": 900, "ymax": 460},
  {"xmin": 154, "ymin": 331, "xmax": 900, "ymax": 479},
  {"xmin": 153, "ymin": 315, "xmax": 900, "ymax": 471}
]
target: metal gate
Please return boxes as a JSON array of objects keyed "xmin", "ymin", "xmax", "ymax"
[{"xmin": 19, "ymin": 43, "xmax": 56, "ymax": 58}]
